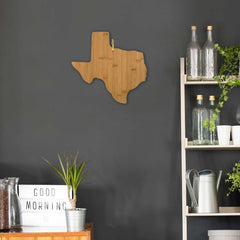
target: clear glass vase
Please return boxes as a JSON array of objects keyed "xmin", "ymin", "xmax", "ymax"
[{"xmin": 7, "ymin": 177, "xmax": 22, "ymax": 229}]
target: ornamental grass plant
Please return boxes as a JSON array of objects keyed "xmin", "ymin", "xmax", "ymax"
[{"xmin": 43, "ymin": 151, "xmax": 87, "ymax": 210}]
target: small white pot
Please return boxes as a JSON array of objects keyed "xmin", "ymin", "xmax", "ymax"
[
  {"xmin": 217, "ymin": 125, "xmax": 231, "ymax": 145},
  {"xmin": 232, "ymin": 126, "xmax": 240, "ymax": 145},
  {"xmin": 65, "ymin": 208, "xmax": 86, "ymax": 232}
]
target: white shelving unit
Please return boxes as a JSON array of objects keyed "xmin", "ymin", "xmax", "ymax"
[{"xmin": 180, "ymin": 58, "xmax": 240, "ymax": 240}]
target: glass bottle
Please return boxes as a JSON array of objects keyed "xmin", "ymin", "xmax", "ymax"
[
  {"xmin": 0, "ymin": 179, "xmax": 10, "ymax": 231},
  {"xmin": 192, "ymin": 95, "xmax": 209, "ymax": 145},
  {"xmin": 208, "ymin": 95, "xmax": 220, "ymax": 145},
  {"xmin": 186, "ymin": 26, "xmax": 201, "ymax": 79},
  {"xmin": 7, "ymin": 177, "xmax": 22, "ymax": 229},
  {"xmin": 202, "ymin": 26, "xmax": 217, "ymax": 79}
]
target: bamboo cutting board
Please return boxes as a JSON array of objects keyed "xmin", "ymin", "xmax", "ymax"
[{"xmin": 72, "ymin": 32, "xmax": 147, "ymax": 104}]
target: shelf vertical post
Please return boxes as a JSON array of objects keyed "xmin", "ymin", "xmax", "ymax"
[{"xmin": 180, "ymin": 58, "xmax": 187, "ymax": 240}]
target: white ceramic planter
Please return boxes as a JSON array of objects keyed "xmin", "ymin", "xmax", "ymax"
[
  {"xmin": 65, "ymin": 208, "xmax": 86, "ymax": 232},
  {"xmin": 217, "ymin": 125, "xmax": 231, "ymax": 145},
  {"xmin": 232, "ymin": 126, "xmax": 240, "ymax": 145}
]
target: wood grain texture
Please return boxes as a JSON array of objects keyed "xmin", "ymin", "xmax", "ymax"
[
  {"xmin": 1, "ymin": 223, "xmax": 92, "ymax": 240},
  {"xmin": 2, "ymin": 237, "xmax": 87, "ymax": 240},
  {"xmin": 72, "ymin": 32, "xmax": 147, "ymax": 104}
]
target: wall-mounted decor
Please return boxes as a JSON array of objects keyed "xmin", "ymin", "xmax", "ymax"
[{"xmin": 72, "ymin": 32, "xmax": 147, "ymax": 104}]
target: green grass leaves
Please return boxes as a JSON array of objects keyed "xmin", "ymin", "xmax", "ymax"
[{"xmin": 43, "ymin": 151, "xmax": 87, "ymax": 209}]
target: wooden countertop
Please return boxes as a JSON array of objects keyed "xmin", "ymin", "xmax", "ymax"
[{"xmin": 0, "ymin": 222, "xmax": 93, "ymax": 236}]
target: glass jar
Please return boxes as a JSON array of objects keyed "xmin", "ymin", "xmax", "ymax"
[
  {"xmin": 7, "ymin": 177, "xmax": 22, "ymax": 229},
  {"xmin": 0, "ymin": 179, "xmax": 10, "ymax": 231}
]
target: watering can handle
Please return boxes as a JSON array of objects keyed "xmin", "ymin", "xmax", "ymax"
[
  {"xmin": 186, "ymin": 169, "xmax": 199, "ymax": 207},
  {"xmin": 216, "ymin": 170, "xmax": 223, "ymax": 191}
]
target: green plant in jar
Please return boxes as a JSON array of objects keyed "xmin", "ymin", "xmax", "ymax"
[
  {"xmin": 43, "ymin": 151, "xmax": 87, "ymax": 209},
  {"xmin": 203, "ymin": 44, "xmax": 240, "ymax": 132},
  {"xmin": 226, "ymin": 160, "xmax": 240, "ymax": 196}
]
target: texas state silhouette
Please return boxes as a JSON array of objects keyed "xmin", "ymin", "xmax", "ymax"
[{"xmin": 72, "ymin": 32, "xmax": 147, "ymax": 104}]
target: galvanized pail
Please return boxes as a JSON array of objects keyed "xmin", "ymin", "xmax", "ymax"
[{"xmin": 65, "ymin": 208, "xmax": 86, "ymax": 232}]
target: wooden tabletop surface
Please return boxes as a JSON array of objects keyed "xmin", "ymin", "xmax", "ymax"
[{"xmin": 0, "ymin": 222, "xmax": 93, "ymax": 236}]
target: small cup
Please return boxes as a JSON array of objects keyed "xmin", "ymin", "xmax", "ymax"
[
  {"xmin": 217, "ymin": 125, "xmax": 231, "ymax": 145},
  {"xmin": 232, "ymin": 126, "xmax": 240, "ymax": 145}
]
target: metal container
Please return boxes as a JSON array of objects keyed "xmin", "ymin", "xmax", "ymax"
[
  {"xmin": 186, "ymin": 169, "xmax": 222, "ymax": 213},
  {"xmin": 209, "ymin": 230, "xmax": 240, "ymax": 240},
  {"xmin": 65, "ymin": 208, "xmax": 86, "ymax": 232}
]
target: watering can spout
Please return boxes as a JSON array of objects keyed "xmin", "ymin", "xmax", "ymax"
[{"xmin": 216, "ymin": 170, "xmax": 222, "ymax": 191}]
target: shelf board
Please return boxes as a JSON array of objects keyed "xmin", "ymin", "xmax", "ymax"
[
  {"xmin": 186, "ymin": 141, "xmax": 240, "ymax": 150},
  {"xmin": 186, "ymin": 207, "xmax": 240, "ymax": 217},
  {"xmin": 185, "ymin": 80, "xmax": 220, "ymax": 85},
  {"xmin": 184, "ymin": 75, "xmax": 231, "ymax": 85},
  {"xmin": 184, "ymin": 75, "xmax": 218, "ymax": 85}
]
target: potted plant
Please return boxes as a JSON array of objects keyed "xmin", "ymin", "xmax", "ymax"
[
  {"xmin": 226, "ymin": 160, "xmax": 240, "ymax": 196},
  {"xmin": 203, "ymin": 44, "xmax": 240, "ymax": 132},
  {"xmin": 43, "ymin": 151, "xmax": 87, "ymax": 231}
]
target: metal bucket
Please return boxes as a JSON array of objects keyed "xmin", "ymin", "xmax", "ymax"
[
  {"xmin": 65, "ymin": 208, "xmax": 86, "ymax": 232},
  {"xmin": 209, "ymin": 230, "xmax": 240, "ymax": 240}
]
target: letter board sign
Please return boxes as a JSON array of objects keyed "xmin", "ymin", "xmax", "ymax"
[{"xmin": 19, "ymin": 185, "xmax": 72, "ymax": 227}]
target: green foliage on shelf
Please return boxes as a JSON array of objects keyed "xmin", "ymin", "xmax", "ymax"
[
  {"xmin": 226, "ymin": 161, "xmax": 240, "ymax": 196},
  {"xmin": 43, "ymin": 151, "xmax": 87, "ymax": 210},
  {"xmin": 203, "ymin": 44, "xmax": 240, "ymax": 131}
]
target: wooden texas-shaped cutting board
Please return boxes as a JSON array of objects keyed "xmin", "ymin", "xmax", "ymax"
[{"xmin": 72, "ymin": 32, "xmax": 147, "ymax": 104}]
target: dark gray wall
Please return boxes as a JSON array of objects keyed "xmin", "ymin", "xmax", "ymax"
[{"xmin": 0, "ymin": 1, "xmax": 240, "ymax": 240}]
